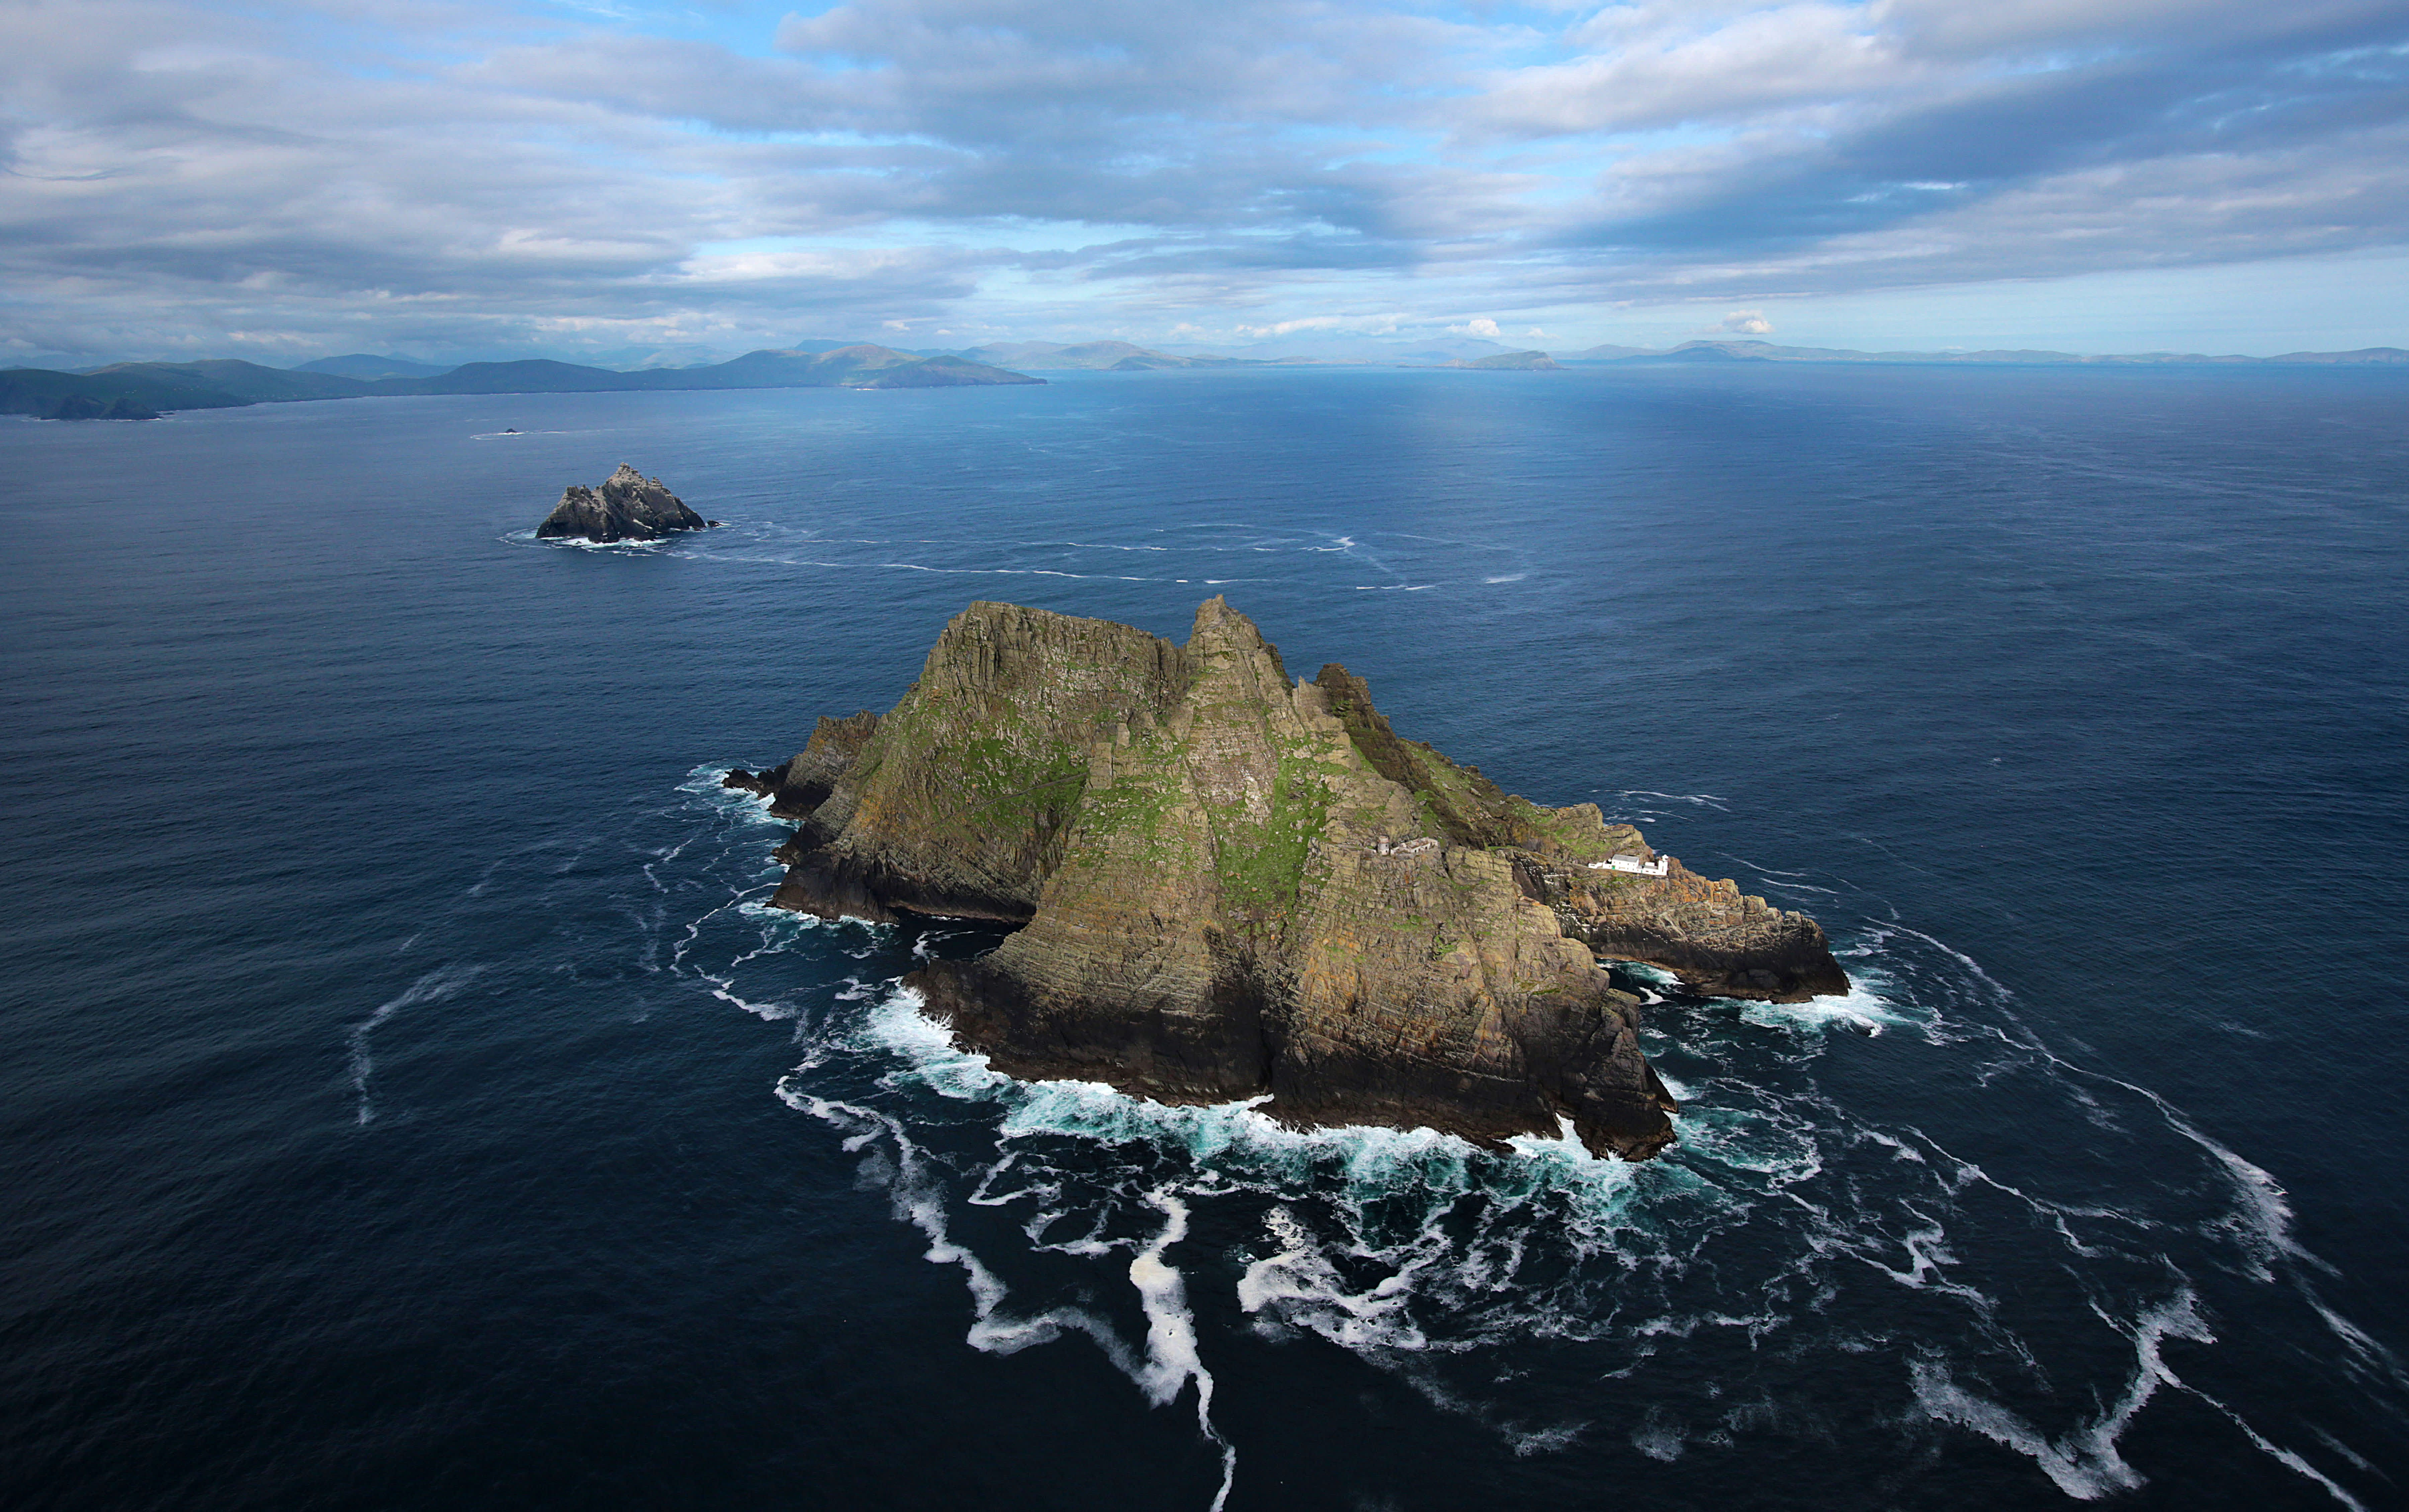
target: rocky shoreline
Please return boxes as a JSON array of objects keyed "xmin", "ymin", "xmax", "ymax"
[
  {"xmin": 728, "ymin": 599, "xmax": 1850, "ymax": 1160},
  {"xmin": 535, "ymin": 465, "xmax": 717, "ymax": 543}
]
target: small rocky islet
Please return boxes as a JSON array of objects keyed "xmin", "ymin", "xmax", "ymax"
[
  {"xmin": 726, "ymin": 598, "xmax": 1850, "ymax": 1160},
  {"xmin": 534, "ymin": 464, "xmax": 718, "ymax": 543}
]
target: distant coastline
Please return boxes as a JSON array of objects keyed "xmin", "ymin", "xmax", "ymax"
[
  {"xmin": 0, "ymin": 344, "xmax": 1042, "ymax": 421},
  {"xmin": 7, "ymin": 335, "xmax": 2401, "ymax": 421},
  {"xmin": 1544, "ymin": 338, "xmax": 2409, "ymax": 367}
]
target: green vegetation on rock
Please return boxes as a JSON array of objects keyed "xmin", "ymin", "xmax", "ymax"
[
  {"xmin": 760, "ymin": 597, "xmax": 1853, "ymax": 1161},
  {"xmin": 1212, "ymin": 753, "xmax": 1334, "ymax": 926}
]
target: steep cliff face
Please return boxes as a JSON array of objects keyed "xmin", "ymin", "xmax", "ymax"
[
  {"xmin": 1313, "ymin": 663, "xmax": 1848, "ymax": 1001},
  {"xmin": 770, "ymin": 603, "xmax": 1186, "ymax": 922},
  {"xmin": 723, "ymin": 712, "xmax": 882, "ymax": 822},
  {"xmin": 535, "ymin": 464, "xmax": 716, "ymax": 542},
  {"xmin": 763, "ymin": 598, "xmax": 1851, "ymax": 1160}
]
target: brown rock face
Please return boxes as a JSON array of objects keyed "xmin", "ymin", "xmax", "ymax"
[
  {"xmin": 534, "ymin": 464, "xmax": 716, "ymax": 542},
  {"xmin": 760, "ymin": 712, "xmax": 882, "ymax": 819},
  {"xmin": 762, "ymin": 599, "xmax": 1853, "ymax": 1160},
  {"xmin": 1312, "ymin": 665, "xmax": 1849, "ymax": 1002}
]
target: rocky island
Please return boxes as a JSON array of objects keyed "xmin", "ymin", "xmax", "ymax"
[
  {"xmin": 535, "ymin": 464, "xmax": 717, "ymax": 543},
  {"xmin": 729, "ymin": 599, "xmax": 1849, "ymax": 1159}
]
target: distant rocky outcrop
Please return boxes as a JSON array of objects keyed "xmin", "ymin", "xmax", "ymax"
[
  {"xmin": 751, "ymin": 599, "xmax": 1853, "ymax": 1160},
  {"xmin": 535, "ymin": 464, "xmax": 717, "ymax": 542}
]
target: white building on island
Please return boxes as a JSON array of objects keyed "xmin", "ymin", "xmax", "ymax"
[{"xmin": 1592, "ymin": 853, "xmax": 1669, "ymax": 876}]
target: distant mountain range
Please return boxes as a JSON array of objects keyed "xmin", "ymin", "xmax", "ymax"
[
  {"xmin": 293, "ymin": 354, "xmax": 452, "ymax": 380},
  {"xmin": 1452, "ymin": 350, "xmax": 1562, "ymax": 371},
  {"xmin": 1152, "ymin": 334, "xmax": 1521, "ymax": 364},
  {"xmin": 0, "ymin": 345, "xmax": 1042, "ymax": 420},
  {"xmin": 12, "ymin": 336, "xmax": 2402, "ymax": 420},
  {"xmin": 1554, "ymin": 339, "xmax": 2409, "ymax": 366},
  {"xmin": 950, "ymin": 341, "xmax": 1257, "ymax": 371},
  {"xmin": 945, "ymin": 335, "xmax": 2407, "ymax": 368}
]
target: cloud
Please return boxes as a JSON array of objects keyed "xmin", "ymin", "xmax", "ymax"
[
  {"xmin": 1230, "ymin": 313, "xmax": 1404, "ymax": 337},
  {"xmin": 0, "ymin": 0, "xmax": 2404, "ymax": 360},
  {"xmin": 1721, "ymin": 310, "xmax": 1773, "ymax": 334}
]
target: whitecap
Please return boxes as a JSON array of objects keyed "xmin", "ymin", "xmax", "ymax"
[
  {"xmin": 1730, "ymin": 969, "xmax": 1907, "ymax": 1039},
  {"xmin": 1604, "ymin": 959, "xmax": 1682, "ymax": 988},
  {"xmin": 1631, "ymin": 1411, "xmax": 1686, "ymax": 1461},
  {"xmin": 1238, "ymin": 1205, "xmax": 1431, "ymax": 1353}
]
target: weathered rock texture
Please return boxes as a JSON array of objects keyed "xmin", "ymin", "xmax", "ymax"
[
  {"xmin": 535, "ymin": 464, "xmax": 717, "ymax": 542},
  {"xmin": 759, "ymin": 599, "xmax": 1851, "ymax": 1160}
]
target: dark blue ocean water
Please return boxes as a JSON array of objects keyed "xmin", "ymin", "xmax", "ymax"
[{"xmin": 3, "ymin": 365, "xmax": 2405, "ymax": 1510}]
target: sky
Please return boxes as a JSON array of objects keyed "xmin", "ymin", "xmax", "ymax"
[{"xmin": 4, "ymin": 0, "xmax": 2407, "ymax": 365}]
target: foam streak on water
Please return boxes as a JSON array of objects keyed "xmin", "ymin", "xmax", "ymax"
[
  {"xmin": 775, "ymin": 1078, "xmax": 1240, "ymax": 1508},
  {"xmin": 634, "ymin": 742, "xmax": 2407, "ymax": 1509},
  {"xmin": 347, "ymin": 964, "xmax": 482, "ymax": 1125}
]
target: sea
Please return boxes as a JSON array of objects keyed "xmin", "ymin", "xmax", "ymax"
[{"xmin": 3, "ymin": 363, "xmax": 2405, "ymax": 1510}]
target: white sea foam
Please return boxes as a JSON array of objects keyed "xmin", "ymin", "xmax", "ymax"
[
  {"xmin": 2052, "ymin": 1062, "xmax": 2311, "ymax": 1282},
  {"xmin": 1604, "ymin": 959, "xmax": 1682, "ymax": 987},
  {"xmin": 858, "ymin": 986, "xmax": 1537, "ymax": 1176},
  {"xmin": 1716, "ymin": 855, "xmax": 1814, "ymax": 878},
  {"xmin": 1883, "ymin": 923, "xmax": 2016, "ymax": 1002},
  {"xmin": 1129, "ymin": 1189, "xmax": 1238, "ymax": 1510},
  {"xmin": 687, "ymin": 847, "xmax": 2379, "ymax": 1500},
  {"xmin": 692, "ymin": 968, "xmax": 804, "ymax": 1022},
  {"xmin": 1631, "ymin": 1411, "xmax": 1686, "ymax": 1461},
  {"xmin": 776, "ymin": 1088, "xmax": 1137, "ymax": 1363},
  {"xmin": 1736, "ymin": 975, "xmax": 1901, "ymax": 1039},
  {"xmin": 1910, "ymin": 1289, "xmax": 2211, "ymax": 1499},
  {"xmin": 2186, "ymin": 1391, "xmax": 2371, "ymax": 1511},
  {"xmin": 733, "ymin": 896, "xmax": 888, "ymax": 933},
  {"xmin": 518, "ymin": 530, "xmax": 677, "ymax": 553},
  {"xmin": 1238, "ymin": 1205, "xmax": 1443, "ymax": 1352},
  {"xmin": 348, "ymin": 963, "xmax": 482, "ymax": 1125},
  {"xmin": 780, "ymin": 1079, "xmax": 1238, "ymax": 1508}
]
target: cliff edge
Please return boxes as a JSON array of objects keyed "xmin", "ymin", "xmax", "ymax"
[{"xmin": 749, "ymin": 599, "xmax": 1850, "ymax": 1159}]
